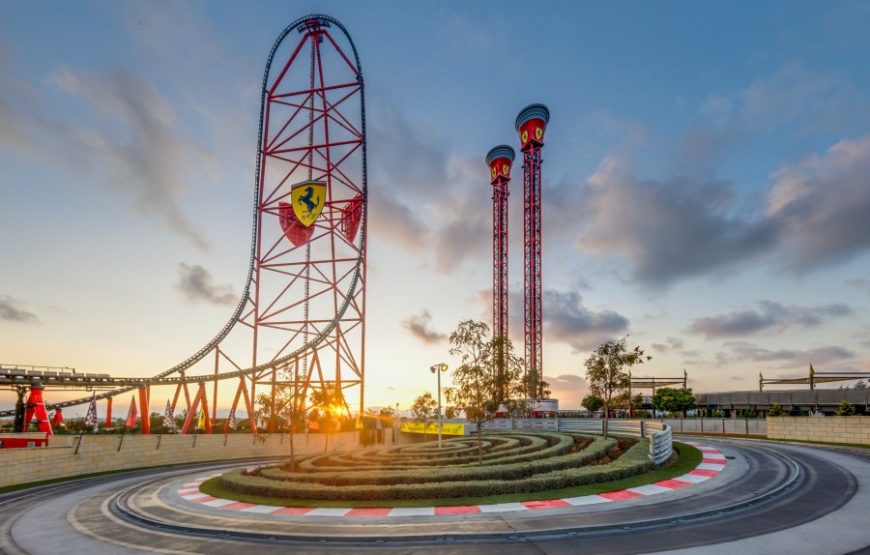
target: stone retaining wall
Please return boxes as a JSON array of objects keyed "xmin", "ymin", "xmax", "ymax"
[
  {"xmin": 0, "ymin": 432, "xmax": 361, "ymax": 488},
  {"xmin": 767, "ymin": 416, "xmax": 870, "ymax": 445}
]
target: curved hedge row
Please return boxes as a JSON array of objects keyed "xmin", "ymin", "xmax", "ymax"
[{"xmin": 218, "ymin": 432, "xmax": 651, "ymax": 502}]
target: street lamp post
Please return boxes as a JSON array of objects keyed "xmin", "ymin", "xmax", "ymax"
[{"xmin": 430, "ymin": 363, "xmax": 449, "ymax": 448}]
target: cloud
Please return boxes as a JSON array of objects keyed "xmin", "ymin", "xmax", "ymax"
[
  {"xmin": 652, "ymin": 337, "xmax": 685, "ymax": 353},
  {"xmin": 547, "ymin": 373, "xmax": 587, "ymax": 389},
  {"xmin": 0, "ymin": 55, "xmax": 212, "ymax": 249},
  {"xmin": 767, "ymin": 135, "xmax": 870, "ymax": 272},
  {"xmin": 575, "ymin": 155, "xmax": 776, "ymax": 287},
  {"xmin": 0, "ymin": 296, "xmax": 39, "ymax": 324},
  {"xmin": 846, "ymin": 278, "xmax": 869, "ymax": 294},
  {"xmin": 687, "ymin": 301, "xmax": 853, "ymax": 339},
  {"xmin": 402, "ymin": 310, "xmax": 447, "ymax": 344},
  {"xmin": 721, "ymin": 341, "xmax": 854, "ymax": 365},
  {"xmin": 543, "ymin": 290, "xmax": 630, "ymax": 351},
  {"xmin": 365, "ymin": 104, "xmax": 490, "ymax": 272},
  {"xmin": 576, "ymin": 130, "xmax": 870, "ymax": 287},
  {"xmin": 176, "ymin": 264, "xmax": 236, "ymax": 306},
  {"xmin": 52, "ymin": 68, "xmax": 211, "ymax": 249},
  {"xmin": 368, "ymin": 189, "xmax": 428, "ymax": 251},
  {"xmin": 738, "ymin": 61, "xmax": 863, "ymax": 133}
]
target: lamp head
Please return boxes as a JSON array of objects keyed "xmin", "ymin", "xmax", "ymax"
[{"xmin": 430, "ymin": 363, "xmax": 448, "ymax": 374}]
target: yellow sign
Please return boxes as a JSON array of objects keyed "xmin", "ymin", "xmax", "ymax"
[
  {"xmin": 291, "ymin": 180, "xmax": 326, "ymax": 227},
  {"xmin": 400, "ymin": 422, "xmax": 465, "ymax": 436}
]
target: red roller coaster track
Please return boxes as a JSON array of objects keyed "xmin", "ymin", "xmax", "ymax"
[{"xmin": 0, "ymin": 15, "xmax": 367, "ymax": 436}]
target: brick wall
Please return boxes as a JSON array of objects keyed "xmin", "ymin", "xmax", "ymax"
[
  {"xmin": 767, "ymin": 416, "xmax": 870, "ymax": 445},
  {"xmin": 0, "ymin": 431, "xmax": 363, "ymax": 488}
]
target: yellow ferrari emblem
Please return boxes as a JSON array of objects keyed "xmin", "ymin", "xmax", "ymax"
[
  {"xmin": 535, "ymin": 127, "xmax": 543, "ymax": 140},
  {"xmin": 502, "ymin": 164, "xmax": 509, "ymax": 175},
  {"xmin": 521, "ymin": 130, "xmax": 529, "ymax": 144},
  {"xmin": 491, "ymin": 167, "xmax": 497, "ymax": 179},
  {"xmin": 290, "ymin": 180, "xmax": 326, "ymax": 227}
]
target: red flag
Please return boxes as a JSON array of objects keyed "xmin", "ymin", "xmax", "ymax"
[
  {"xmin": 51, "ymin": 409, "xmax": 64, "ymax": 426},
  {"xmin": 125, "ymin": 395, "xmax": 139, "ymax": 430}
]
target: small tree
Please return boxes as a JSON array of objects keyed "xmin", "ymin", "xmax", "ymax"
[
  {"xmin": 581, "ymin": 394, "xmax": 604, "ymax": 413},
  {"xmin": 652, "ymin": 387, "xmax": 696, "ymax": 417},
  {"xmin": 768, "ymin": 404, "xmax": 787, "ymax": 417},
  {"xmin": 835, "ymin": 400, "xmax": 856, "ymax": 416},
  {"xmin": 310, "ymin": 386, "xmax": 345, "ymax": 453},
  {"xmin": 411, "ymin": 392, "xmax": 438, "ymax": 441},
  {"xmin": 854, "ymin": 380, "xmax": 867, "ymax": 390},
  {"xmin": 446, "ymin": 320, "xmax": 523, "ymax": 463},
  {"xmin": 585, "ymin": 338, "xmax": 650, "ymax": 438}
]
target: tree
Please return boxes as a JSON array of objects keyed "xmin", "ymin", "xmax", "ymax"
[
  {"xmin": 584, "ymin": 338, "xmax": 650, "ymax": 438},
  {"xmin": 652, "ymin": 387, "xmax": 696, "ymax": 416},
  {"xmin": 581, "ymin": 394, "xmax": 604, "ymax": 413},
  {"xmin": 445, "ymin": 320, "xmax": 523, "ymax": 463},
  {"xmin": 835, "ymin": 400, "xmax": 856, "ymax": 416},
  {"xmin": 255, "ymin": 364, "xmax": 307, "ymax": 465},
  {"xmin": 411, "ymin": 392, "xmax": 438, "ymax": 441},
  {"xmin": 310, "ymin": 385, "xmax": 346, "ymax": 453},
  {"xmin": 767, "ymin": 404, "xmax": 787, "ymax": 417},
  {"xmin": 854, "ymin": 380, "xmax": 867, "ymax": 390}
]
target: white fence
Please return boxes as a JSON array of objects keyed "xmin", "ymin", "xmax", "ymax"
[{"xmin": 662, "ymin": 418, "xmax": 767, "ymax": 435}]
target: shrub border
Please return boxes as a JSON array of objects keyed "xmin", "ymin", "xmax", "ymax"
[{"xmin": 199, "ymin": 442, "xmax": 701, "ymax": 508}]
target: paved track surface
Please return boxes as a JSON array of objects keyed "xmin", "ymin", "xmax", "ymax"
[{"xmin": 1, "ymin": 439, "xmax": 868, "ymax": 554}]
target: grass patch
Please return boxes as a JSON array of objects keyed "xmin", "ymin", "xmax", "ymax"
[{"xmin": 199, "ymin": 441, "xmax": 701, "ymax": 508}]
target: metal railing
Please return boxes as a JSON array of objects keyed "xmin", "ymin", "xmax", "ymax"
[{"xmin": 480, "ymin": 418, "xmax": 673, "ymax": 465}]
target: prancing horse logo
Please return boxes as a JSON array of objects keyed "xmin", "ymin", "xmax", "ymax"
[{"xmin": 290, "ymin": 180, "xmax": 326, "ymax": 227}]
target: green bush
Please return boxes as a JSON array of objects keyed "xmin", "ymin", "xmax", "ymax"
[
  {"xmin": 221, "ymin": 440, "xmax": 651, "ymax": 501},
  {"xmin": 767, "ymin": 404, "xmax": 787, "ymax": 417},
  {"xmin": 258, "ymin": 435, "xmax": 612, "ymax": 486}
]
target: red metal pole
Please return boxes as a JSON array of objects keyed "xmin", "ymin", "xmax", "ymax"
[
  {"xmin": 139, "ymin": 386, "xmax": 150, "ymax": 435},
  {"xmin": 212, "ymin": 347, "xmax": 219, "ymax": 426},
  {"xmin": 106, "ymin": 396, "xmax": 113, "ymax": 428},
  {"xmin": 180, "ymin": 387, "xmax": 203, "ymax": 435},
  {"xmin": 198, "ymin": 383, "xmax": 212, "ymax": 434},
  {"xmin": 516, "ymin": 104, "xmax": 549, "ymax": 400},
  {"xmin": 27, "ymin": 384, "xmax": 53, "ymax": 435},
  {"xmin": 486, "ymin": 145, "xmax": 515, "ymax": 405}
]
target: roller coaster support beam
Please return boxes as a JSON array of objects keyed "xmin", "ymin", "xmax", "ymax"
[
  {"xmin": 180, "ymin": 383, "xmax": 212, "ymax": 434},
  {"xmin": 138, "ymin": 386, "xmax": 151, "ymax": 435},
  {"xmin": 170, "ymin": 376, "xmax": 192, "ymax": 414},
  {"xmin": 23, "ymin": 383, "xmax": 53, "ymax": 435},
  {"xmin": 13, "ymin": 387, "xmax": 26, "ymax": 433},
  {"xmin": 225, "ymin": 376, "xmax": 257, "ymax": 435},
  {"xmin": 269, "ymin": 366, "xmax": 277, "ymax": 433},
  {"xmin": 212, "ymin": 347, "xmax": 219, "ymax": 427}
]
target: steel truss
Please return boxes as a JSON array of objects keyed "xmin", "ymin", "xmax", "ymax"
[{"xmin": 1, "ymin": 15, "xmax": 367, "ymax": 436}]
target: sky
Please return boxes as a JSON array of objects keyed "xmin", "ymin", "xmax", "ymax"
[{"xmin": 1, "ymin": 1, "xmax": 869, "ymax": 417}]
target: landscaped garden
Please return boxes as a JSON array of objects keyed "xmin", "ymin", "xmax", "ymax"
[{"xmin": 202, "ymin": 432, "xmax": 700, "ymax": 507}]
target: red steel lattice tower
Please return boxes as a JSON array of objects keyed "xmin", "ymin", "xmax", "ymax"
[
  {"xmin": 244, "ymin": 15, "xmax": 367, "ymax": 425},
  {"xmin": 485, "ymin": 145, "xmax": 515, "ymax": 402},
  {"xmin": 516, "ymin": 104, "xmax": 549, "ymax": 401}
]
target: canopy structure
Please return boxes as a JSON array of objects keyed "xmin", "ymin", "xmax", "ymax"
[{"xmin": 759, "ymin": 366, "xmax": 870, "ymax": 391}]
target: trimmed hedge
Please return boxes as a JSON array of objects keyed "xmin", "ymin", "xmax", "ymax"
[
  {"xmin": 218, "ymin": 433, "xmax": 652, "ymax": 501},
  {"xmin": 258, "ymin": 435, "xmax": 610, "ymax": 486}
]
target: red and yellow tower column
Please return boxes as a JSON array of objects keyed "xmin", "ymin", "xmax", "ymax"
[
  {"xmin": 486, "ymin": 144, "xmax": 515, "ymax": 404},
  {"xmin": 515, "ymin": 103, "xmax": 549, "ymax": 401}
]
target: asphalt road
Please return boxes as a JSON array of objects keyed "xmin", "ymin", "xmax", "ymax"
[{"xmin": 1, "ymin": 439, "xmax": 868, "ymax": 554}]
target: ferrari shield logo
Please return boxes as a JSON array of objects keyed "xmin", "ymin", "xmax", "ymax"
[{"xmin": 290, "ymin": 180, "xmax": 326, "ymax": 227}]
